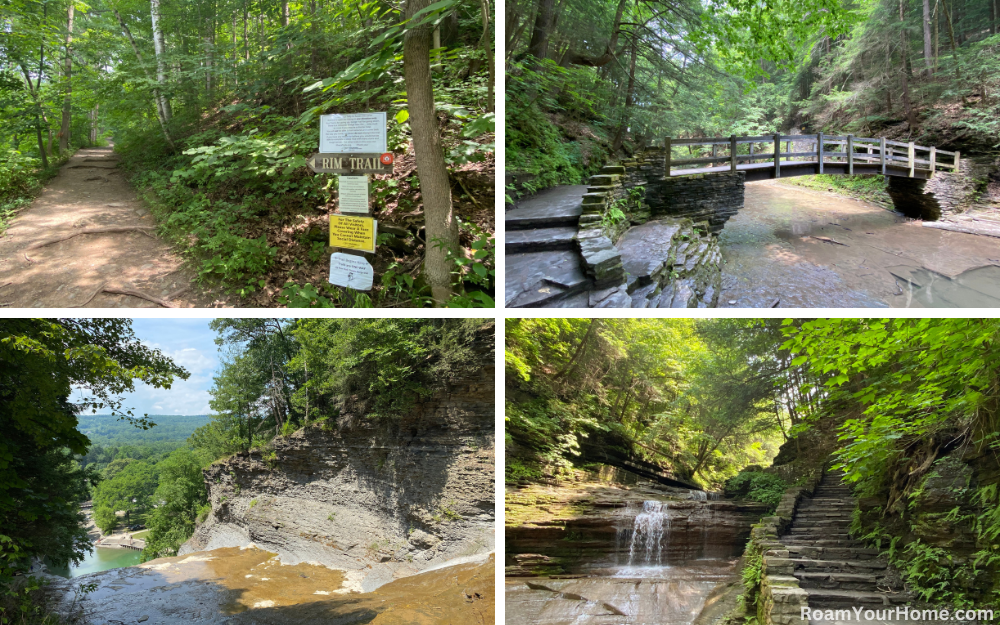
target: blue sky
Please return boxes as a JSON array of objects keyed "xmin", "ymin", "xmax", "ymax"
[{"xmin": 76, "ymin": 319, "xmax": 223, "ymax": 416}]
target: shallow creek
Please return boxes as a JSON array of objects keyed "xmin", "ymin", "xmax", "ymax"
[
  {"xmin": 45, "ymin": 546, "xmax": 494, "ymax": 624},
  {"xmin": 506, "ymin": 498, "xmax": 742, "ymax": 625},
  {"xmin": 719, "ymin": 180, "xmax": 1000, "ymax": 307}
]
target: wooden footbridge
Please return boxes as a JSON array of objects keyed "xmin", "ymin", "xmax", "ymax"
[{"xmin": 664, "ymin": 134, "xmax": 960, "ymax": 181}]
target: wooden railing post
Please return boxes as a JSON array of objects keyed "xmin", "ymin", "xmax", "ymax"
[
  {"xmin": 749, "ymin": 142, "xmax": 754, "ymax": 161},
  {"xmin": 712, "ymin": 143, "xmax": 718, "ymax": 159},
  {"xmin": 929, "ymin": 146, "xmax": 936, "ymax": 173},
  {"xmin": 908, "ymin": 142, "xmax": 915, "ymax": 178},
  {"xmin": 773, "ymin": 133, "xmax": 781, "ymax": 178},
  {"xmin": 880, "ymin": 137, "xmax": 886, "ymax": 175},
  {"xmin": 955, "ymin": 150, "xmax": 961, "ymax": 172},
  {"xmin": 730, "ymin": 135, "xmax": 737, "ymax": 172},
  {"xmin": 817, "ymin": 133, "xmax": 823, "ymax": 174},
  {"xmin": 847, "ymin": 134, "xmax": 854, "ymax": 175},
  {"xmin": 665, "ymin": 136, "xmax": 671, "ymax": 178}
]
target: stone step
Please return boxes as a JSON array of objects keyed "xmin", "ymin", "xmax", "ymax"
[
  {"xmin": 506, "ymin": 209, "xmax": 581, "ymax": 231},
  {"xmin": 505, "ymin": 250, "xmax": 591, "ymax": 308},
  {"xmin": 788, "ymin": 531, "xmax": 853, "ymax": 539},
  {"xmin": 506, "ymin": 227, "xmax": 578, "ymax": 253},
  {"xmin": 785, "ymin": 545, "xmax": 881, "ymax": 560},
  {"xmin": 804, "ymin": 588, "xmax": 911, "ymax": 609},
  {"xmin": 780, "ymin": 534, "xmax": 864, "ymax": 549},
  {"xmin": 795, "ymin": 571, "xmax": 882, "ymax": 592},
  {"xmin": 791, "ymin": 517, "xmax": 852, "ymax": 524},
  {"xmin": 786, "ymin": 558, "xmax": 887, "ymax": 573}
]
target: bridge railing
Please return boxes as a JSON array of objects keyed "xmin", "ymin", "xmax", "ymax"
[{"xmin": 662, "ymin": 134, "xmax": 960, "ymax": 178}]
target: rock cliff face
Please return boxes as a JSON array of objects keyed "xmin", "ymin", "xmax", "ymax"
[
  {"xmin": 505, "ymin": 477, "xmax": 769, "ymax": 576},
  {"xmin": 179, "ymin": 349, "xmax": 495, "ymax": 592}
]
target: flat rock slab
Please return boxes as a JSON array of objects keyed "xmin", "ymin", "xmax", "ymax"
[
  {"xmin": 505, "ymin": 226, "xmax": 578, "ymax": 253},
  {"xmin": 616, "ymin": 220, "xmax": 682, "ymax": 288},
  {"xmin": 507, "ymin": 185, "xmax": 588, "ymax": 229},
  {"xmin": 506, "ymin": 185, "xmax": 586, "ymax": 230},
  {"xmin": 506, "ymin": 250, "xmax": 589, "ymax": 308}
]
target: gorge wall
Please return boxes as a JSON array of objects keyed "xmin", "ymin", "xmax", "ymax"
[{"xmin": 179, "ymin": 342, "xmax": 496, "ymax": 593}]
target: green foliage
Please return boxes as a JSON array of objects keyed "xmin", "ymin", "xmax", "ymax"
[
  {"xmin": 725, "ymin": 471, "xmax": 788, "ymax": 507},
  {"xmin": 92, "ymin": 460, "xmax": 158, "ymax": 534},
  {"xmin": 740, "ymin": 538, "xmax": 766, "ymax": 610},
  {"xmin": 0, "ymin": 319, "xmax": 186, "ymax": 580},
  {"xmin": 505, "ymin": 319, "xmax": 785, "ymax": 487},
  {"xmin": 289, "ymin": 319, "xmax": 490, "ymax": 419},
  {"xmin": 141, "ymin": 448, "xmax": 210, "ymax": 562},
  {"xmin": 786, "ymin": 174, "xmax": 890, "ymax": 205}
]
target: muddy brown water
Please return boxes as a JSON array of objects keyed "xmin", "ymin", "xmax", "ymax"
[
  {"xmin": 719, "ymin": 180, "xmax": 1000, "ymax": 308},
  {"xmin": 47, "ymin": 546, "xmax": 494, "ymax": 624}
]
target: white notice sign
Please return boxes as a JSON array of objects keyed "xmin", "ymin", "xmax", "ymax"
[
  {"xmin": 338, "ymin": 175, "xmax": 369, "ymax": 214},
  {"xmin": 329, "ymin": 253, "xmax": 374, "ymax": 291},
  {"xmin": 319, "ymin": 112, "xmax": 387, "ymax": 154}
]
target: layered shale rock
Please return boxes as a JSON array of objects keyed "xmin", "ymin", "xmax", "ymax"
[{"xmin": 179, "ymin": 342, "xmax": 496, "ymax": 593}]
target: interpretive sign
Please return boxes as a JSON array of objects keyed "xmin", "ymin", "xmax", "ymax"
[
  {"xmin": 329, "ymin": 252, "xmax": 374, "ymax": 291},
  {"xmin": 307, "ymin": 153, "xmax": 394, "ymax": 175},
  {"xmin": 319, "ymin": 112, "xmax": 386, "ymax": 154},
  {"xmin": 329, "ymin": 214, "xmax": 377, "ymax": 252},
  {"xmin": 338, "ymin": 175, "xmax": 369, "ymax": 214}
]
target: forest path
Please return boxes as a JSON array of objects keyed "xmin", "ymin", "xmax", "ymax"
[{"xmin": 0, "ymin": 147, "xmax": 224, "ymax": 308}]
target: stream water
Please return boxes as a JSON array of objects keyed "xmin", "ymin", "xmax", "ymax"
[
  {"xmin": 47, "ymin": 546, "xmax": 142, "ymax": 578},
  {"xmin": 507, "ymin": 499, "xmax": 740, "ymax": 625},
  {"xmin": 719, "ymin": 180, "xmax": 1000, "ymax": 307}
]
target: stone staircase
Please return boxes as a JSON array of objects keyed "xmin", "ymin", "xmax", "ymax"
[{"xmin": 781, "ymin": 470, "xmax": 911, "ymax": 610}]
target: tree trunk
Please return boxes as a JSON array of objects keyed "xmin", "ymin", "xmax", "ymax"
[
  {"xmin": 943, "ymin": 0, "xmax": 961, "ymax": 78},
  {"xmin": 404, "ymin": 0, "xmax": 459, "ymax": 305},
  {"xmin": 900, "ymin": 0, "xmax": 918, "ymax": 130},
  {"xmin": 479, "ymin": 0, "xmax": 493, "ymax": 111},
  {"xmin": 59, "ymin": 3, "xmax": 74, "ymax": 153},
  {"xmin": 933, "ymin": 0, "xmax": 940, "ymax": 70},
  {"xmin": 563, "ymin": 0, "xmax": 629, "ymax": 67},
  {"xmin": 243, "ymin": 3, "xmax": 250, "ymax": 61},
  {"xmin": 922, "ymin": 0, "xmax": 933, "ymax": 75},
  {"xmin": 612, "ymin": 34, "xmax": 637, "ymax": 151},
  {"xmin": 150, "ymin": 0, "xmax": 172, "ymax": 122},
  {"xmin": 527, "ymin": 0, "xmax": 555, "ymax": 61},
  {"xmin": 114, "ymin": 9, "xmax": 175, "ymax": 149},
  {"xmin": 90, "ymin": 104, "xmax": 99, "ymax": 144}
]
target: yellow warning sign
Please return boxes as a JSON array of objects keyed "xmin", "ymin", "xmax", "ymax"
[{"xmin": 329, "ymin": 214, "xmax": 376, "ymax": 252}]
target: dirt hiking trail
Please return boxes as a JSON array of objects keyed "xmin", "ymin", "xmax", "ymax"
[{"xmin": 0, "ymin": 147, "xmax": 228, "ymax": 308}]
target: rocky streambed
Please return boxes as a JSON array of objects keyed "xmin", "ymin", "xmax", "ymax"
[{"xmin": 505, "ymin": 477, "xmax": 769, "ymax": 625}]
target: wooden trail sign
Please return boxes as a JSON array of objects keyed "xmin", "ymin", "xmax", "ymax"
[
  {"xmin": 308, "ymin": 153, "xmax": 394, "ymax": 175},
  {"xmin": 329, "ymin": 214, "xmax": 377, "ymax": 252}
]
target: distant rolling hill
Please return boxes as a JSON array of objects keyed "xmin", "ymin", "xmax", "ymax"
[{"xmin": 76, "ymin": 414, "xmax": 212, "ymax": 445}]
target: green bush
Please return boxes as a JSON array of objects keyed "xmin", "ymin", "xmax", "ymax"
[{"xmin": 725, "ymin": 471, "xmax": 788, "ymax": 507}]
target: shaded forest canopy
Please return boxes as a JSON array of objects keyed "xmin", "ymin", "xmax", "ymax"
[
  {"xmin": 1, "ymin": 0, "xmax": 495, "ymax": 307},
  {"xmin": 505, "ymin": 0, "xmax": 1000, "ymax": 194}
]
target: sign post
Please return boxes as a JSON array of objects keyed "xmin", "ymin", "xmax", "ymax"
[{"xmin": 309, "ymin": 112, "xmax": 393, "ymax": 293}]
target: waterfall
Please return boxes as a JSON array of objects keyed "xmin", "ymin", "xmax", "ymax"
[
  {"xmin": 690, "ymin": 490, "xmax": 707, "ymax": 501},
  {"xmin": 627, "ymin": 501, "xmax": 669, "ymax": 566}
]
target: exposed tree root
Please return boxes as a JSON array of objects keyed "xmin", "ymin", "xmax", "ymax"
[
  {"xmin": 77, "ymin": 283, "xmax": 189, "ymax": 308},
  {"xmin": 23, "ymin": 227, "xmax": 156, "ymax": 262}
]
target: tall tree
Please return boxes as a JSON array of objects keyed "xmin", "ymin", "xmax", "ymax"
[
  {"xmin": 403, "ymin": 0, "xmax": 460, "ymax": 305},
  {"xmin": 59, "ymin": 1, "xmax": 74, "ymax": 153}
]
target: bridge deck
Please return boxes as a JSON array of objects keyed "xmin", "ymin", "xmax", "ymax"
[
  {"xmin": 673, "ymin": 160, "xmax": 930, "ymax": 181},
  {"xmin": 664, "ymin": 134, "xmax": 957, "ymax": 181}
]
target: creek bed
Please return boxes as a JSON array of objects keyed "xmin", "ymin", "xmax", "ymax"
[{"xmin": 718, "ymin": 180, "xmax": 1000, "ymax": 307}]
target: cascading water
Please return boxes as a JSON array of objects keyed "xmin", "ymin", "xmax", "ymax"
[
  {"xmin": 690, "ymin": 490, "xmax": 707, "ymax": 501},
  {"xmin": 627, "ymin": 501, "xmax": 669, "ymax": 566}
]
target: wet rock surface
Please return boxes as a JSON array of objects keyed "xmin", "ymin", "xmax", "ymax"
[
  {"xmin": 505, "ymin": 479, "xmax": 768, "ymax": 576},
  {"xmin": 180, "ymin": 337, "xmax": 495, "ymax": 593},
  {"xmin": 719, "ymin": 180, "xmax": 1000, "ymax": 307},
  {"xmin": 44, "ymin": 547, "xmax": 494, "ymax": 624}
]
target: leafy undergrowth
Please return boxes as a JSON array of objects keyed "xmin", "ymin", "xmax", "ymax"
[
  {"xmin": 0, "ymin": 149, "xmax": 69, "ymax": 235},
  {"xmin": 784, "ymin": 173, "xmax": 892, "ymax": 208},
  {"xmin": 505, "ymin": 59, "xmax": 612, "ymax": 203},
  {"xmin": 119, "ymin": 77, "xmax": 494, "ymax": 308}
]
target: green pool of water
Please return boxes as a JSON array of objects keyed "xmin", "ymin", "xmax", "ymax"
[{"xmin": 48, "ymin": 546, "xmax": 142, "ymax": 578}]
